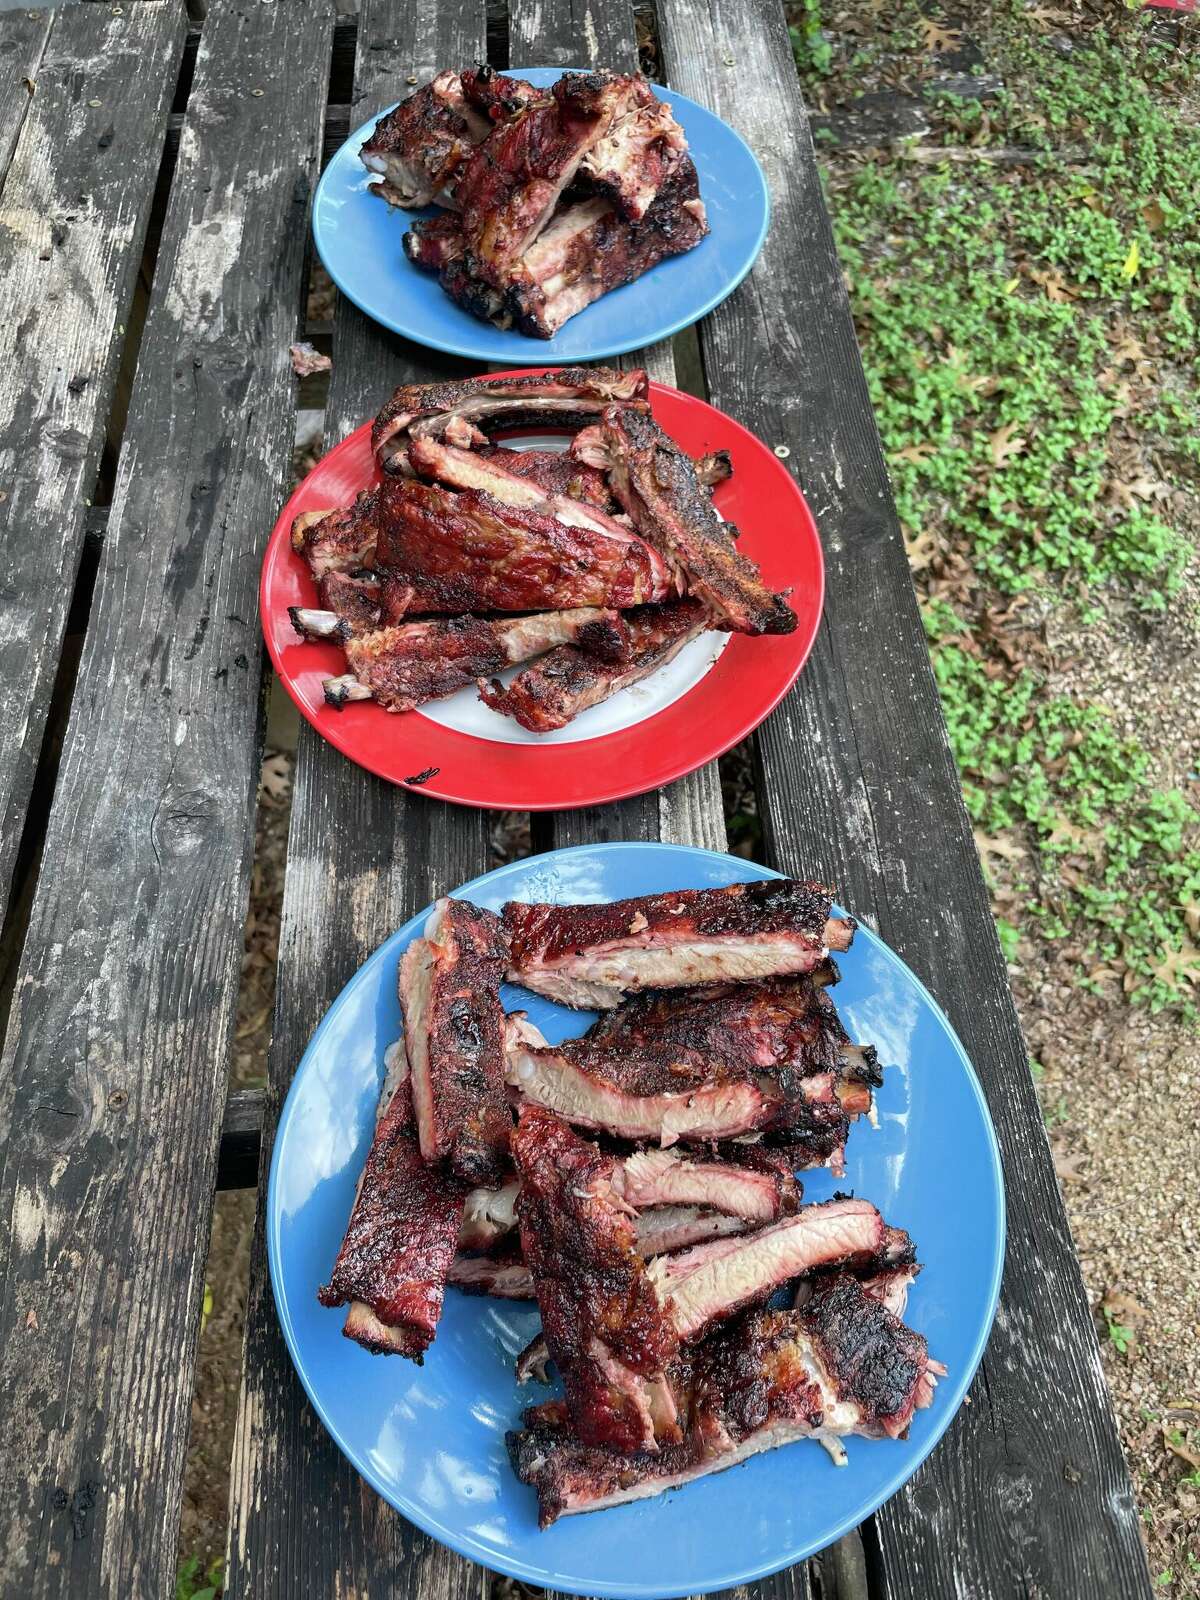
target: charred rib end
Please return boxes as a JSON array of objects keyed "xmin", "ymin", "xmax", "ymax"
[
  {"xmin": 324, "ymin": 674, "xmax": 370, "ymax": 709},
  {"xmin": 290, "ymin": 606, "xmax": 351, "ymax": 642}
]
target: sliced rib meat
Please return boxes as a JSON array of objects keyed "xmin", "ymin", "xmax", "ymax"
[
  {"xmin": 574, "ymin": 77, "xmax": 689, "ymax": 221},
  {"xmin": 512, "ymin": 1106, "xmax": 680, "ymax": 1453},
  {"xmin": 373, "ymin": 366, "xmax": 648, "ymax": 472},
  {"xmin": 398, "ymin": 898, "xmax": 511, "ymax": 1187},
  {"xmin": 320, "ymin": 607, "xmax": 630, "ymax": 713},
  {"xmin": 317, "ymin": 1046, "xmax": 465, "ymax": 1360},
  {"xmin": 613, "ymin": 1146, "xmax": 798, "ymax": 1222},
  {"xmin": 509, "ymin": 1279, "xmax": 941, "ymax": 1524},
  {"xmin": 647, "ymin": 1197, "xmax": 913, "ymax": 1343},
  {"xmin": 480, "ymin": 600, "xmax": 708, "ymax": 733},
  {"xmin": 373, "ymin": 478, "xmax": 675, "ymax": 613},
  {"xmin": 503, "ymin": 879, "xmax": 856, "ymax": 1009},
  {"xmin": 505, "ymin": 1033, "xmax": 776, "ymax": 1146},
  {"xmin": 597, "ymin": 405, "xmax": 796, "ymax": 635},
  {"xmin": 447, "ymin": 1253, "xmax": 534, "ymax": 1299}
]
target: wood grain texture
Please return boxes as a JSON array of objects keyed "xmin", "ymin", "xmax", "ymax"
[
  {"xmin": 508, "ymin": 0, "xmax": 727, "ymax": 858},
  {"xmin": 223, "ymin": 4, "xmax": 495, "ymax": 1596},
  {"xmin": 0, "ymin": 0, "xmax": 183, "ymax": 929},
  {"xmin": 0, "ymin": 3, "xmax": 334, "ymax": 1594},
  {"xmin": 655, "ymin": 2, "xmax": 1152, "ymax": 1595}
]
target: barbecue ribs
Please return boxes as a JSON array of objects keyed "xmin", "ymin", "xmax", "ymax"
[
  {"xmin": 398, "ymin": 898, "xmax": 512, "ymax": 1187},
  {"xmin": 360, "ymin": 66, "xmax": 540, "ymax": 209},
  {"xmin": 312, "ymin": 607, "xmax": 631, "ymax": 713},
  {"xmin": 579, "ymin": 406, "xmax": 796, "ymax": 634},
  {"xmin": 512, "ymin": 1106, "xmax": 682, "ymax": 1452},
  {"xmin": 503, "ymin": 878, "xmax": 856, "ymax": 1009},
  {"xmin": 509, "ymin": 1278, "xmax": 942, "ymax": 1524},
  {"xmin": 372, "ymin": 477, "xmax": 674, "ymax": 613},
  {"xmin": 317, "ymin": 1043, "xmax": 465, "ymax": 1359},
  {"xmin": 480, "ymin": 600, "xmax": 709, "ymax": 732},
  {"xmin": 373, "ymin": 366, "xmax": 648, "ymax": 472}
]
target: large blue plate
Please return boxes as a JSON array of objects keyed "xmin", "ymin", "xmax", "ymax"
[
  {"xmin": 268, "ymin": 843, "xmax": 1005, "ymax": 1599},
  {"xmin": 311, "ymin": 70, "xmax": 770, "ymax": 361}
]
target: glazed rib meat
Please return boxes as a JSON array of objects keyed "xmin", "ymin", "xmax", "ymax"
[
  {"xmin": 481, "ymin": 600, "xmax": 708, "ymax": 732},
  {"xmin": 373, "ymin": 364, "xmax": 648, "ymax": 472},
  {"xmin": 373, "ymin": 478, "xmax": 675, "ymax": 613},
  {"xmin": 593, "ymin": 405, "xmax": 797, "ymax": 635},
  {"xmin": 429, "ymin": 158, "xmax": 708, "ymax": 339},
  {"xmin": 613, "ymin": 1146, "xmax": 799, "ymax": 1223},
  {"xmin": 512, "ymin": 1106, "xmax": 681, "ymax": 1452},
  {"xmin": 360, "ymin": 66, "xmax": 540, "ymax": 209},
  {"xmin": 455, "ymin": 72, "xmax": 647, "ymax": 283},
  {"xmin": 316, "ymin": 607, "xmax": 631, "ymax": 713},
  {"xmin": 505, "ymin": 1029, "xmax": 779, "ymax": 1146},
  {"xmin": 646, "ymin": 1197, "xmax": 911, "ymax": 1343},
  {"xmin": 404, "ymin": 435, "xmax": 667, "ymax": 577},
  {"xmin": 398, "ymin": 898, "xmax": 512, "ymax": 1187},
  {"xmin": 509, "ymin": 1278, "xmax": 942, "ymax": 1524},
  {"xmin": 587, "ymin": 972, "xmax": 884, "ymax": 1148},
  {"xmin": 317, "ymin": 1045, "xmax": 465, "ymax": 1360},
  {"xmin": 503, "ymin": 879, "xmax": 856, "ymax": 1009}
]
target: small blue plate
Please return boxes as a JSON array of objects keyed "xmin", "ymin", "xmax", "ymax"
[
  {"xmin": 311, "ymin": 69, "xmax": 771, "ymax": 361},
  {"xmin": 268, "ymin": 843, "xmax": 1005, "ymax": 1599}
]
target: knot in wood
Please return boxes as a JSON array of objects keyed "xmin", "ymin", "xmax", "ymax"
[{"xmin": 152, "ymin": 788, "xmax": 224, "ymax": 859}]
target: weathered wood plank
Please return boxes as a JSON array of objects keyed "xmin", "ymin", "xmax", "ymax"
[
  {"xmin": 0, "ymin": 0, "xmax": 183, "ymax": 930},
  {"xmin": 655, "ymin": 2, "xmax": 1152, "ymax": 1595},
  {"xmin": 509, "ymin": 0, "xmax": 727, "ymax": 857},
  {"xmin": 0, "ymin": 6, "xmax": 57, "ymax": 188},
  {"xmin": 224, "ymin": 4, "xmax": 495, "ymax": 1596},
  {"xmin": 0, "ymin": 3, "xmax": 335, "ymax": 1595}
]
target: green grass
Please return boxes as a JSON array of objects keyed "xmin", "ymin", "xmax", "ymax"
[
  {"xmin": 794, "ymin": 3, "xmax": 1200, "ymax": 1016},
  {"xmin": 177, "ymin": 1555, "xmax": 223, "ymax": 1600}
]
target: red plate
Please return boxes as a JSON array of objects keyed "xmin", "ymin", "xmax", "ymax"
[{"xmin": 260, "ymin": 374, "xmax": 823, "ymax": 809}]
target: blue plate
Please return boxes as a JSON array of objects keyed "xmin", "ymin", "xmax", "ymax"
[
  {"xmin": 268, "ymin": 844, "xmax": 1005, "ymax": 1599},
  {"xmin": 311, "ymin": 69, "xmax": 771, "ymax": 361}
]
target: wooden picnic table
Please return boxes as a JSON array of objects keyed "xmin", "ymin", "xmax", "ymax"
[{"xmin": 0, "ymin": 2, "xmax": 1155, "ymax": 1596}]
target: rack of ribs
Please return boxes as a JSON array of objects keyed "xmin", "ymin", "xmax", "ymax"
[
  {"xmin": 509, "ymin": 1277, "xmax": 943, "ymax": 1524},
  {"xmin": 503, "ymin": 878, "xmax": 856, "ymax": 1009},
  {"xmin": 421, "ymin": 157, "xmax": 708, "ymax": 339},
  {"xmin": 317, "ymin": 1042, "xmax": 466, "ymax": 1359},
  {"xmin": 360, "ymin": 66, "xmax": 541, "ymax": 209},
  {"xmin": 398, "ymin": 898, "xmax": 512, "ymax": 1188},
  {"xmin": 308, "ymin": 608, "xmax": 631, "ymax": 713},
  {"xmin": 372, "ymin": 365, "xmax": 648, "ymax": 473},
  {"xmin": 479, "ymin": 600, "xmax": 710, "ymax": 732},
  {"xmin": 513, "ymin": 1105, "xmax": 683, "ymax": 1453},
  {"xmin": 574, "ymin": 406, "xmax": 797, "ymax": 634}
]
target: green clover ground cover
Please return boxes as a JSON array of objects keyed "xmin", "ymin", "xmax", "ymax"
[{"xmin": 794, "ymin": 4, "xmax": 1200, "ymax": 1015}]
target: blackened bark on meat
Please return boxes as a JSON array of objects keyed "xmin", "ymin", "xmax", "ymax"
[
  {"xmin": 503, "ymin": 878, "xmax": 856, "ymax": 1009},
  {"xmin": 327, "ymin": 608, "xmax": 631, "ymax": 714},
  {"xmin": 399, "ymin": 898, "xmax": 511, "ymax": 1187},
  {"xmin": 512, "ymin": 1106, "xmax": 680, "ymax": 1453},
  {"xmin": 317, "ymin": 1072, "xmax": 465, "ymax": 1360},
  {"xmin": 600, "ymin": 405, "xmax": 796, "ymax": 635},
  {"xmin": 372, "ymin": 367, "xmax": 648, "ymax": 471},
  {"xmin": 480, "ymin": 601, "xmax": 708, "ymax": 733}
]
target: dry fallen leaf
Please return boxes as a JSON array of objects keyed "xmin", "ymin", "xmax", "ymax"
[
  {"xmin": 904, "ymin": 527, "xmax": 939, "ymax": 571},
  {"xmin": 1103, "ymin": 1289, "xmax": 1147, "ymax": 1325},
  {"xmin": 919, "ymin": 16, "xmax": 963, "ymax": 52},
  {"xmin": 1150, "ymin": 939, "xmax": 1200, "ymax": 991},
  {"xmin": 1027, "ymin": 4, "xmax": 1078, "ymax": 26},
  {"xmin": 260, "ymin": 752, "xmax": 292, "ymax": 803},
  {"xmin": 1052, "ymin": 1148, "xmax": 1085, "ymax": 1183},
  {"xmin": 891, "ymin": 441, "xmax": 938, "ymax": 464},
  {"xmin": 1142, "ymin": 199, "xmax": 1166, "ymax": 233},
  {"xmin": 973, "ymin": 830, "xmax": 1026, "ymax": 865},
  {"xmin": 1162, "ymin": 1426, "xmax": 1200, "ymax": 1469},
  {"xmin": 1028, "ymin": 266, "xmax": 1078, "ymax": 303},
  {"xmin": 989, "ymin": 422, "xmax": 1028, "ymax": 466}
]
